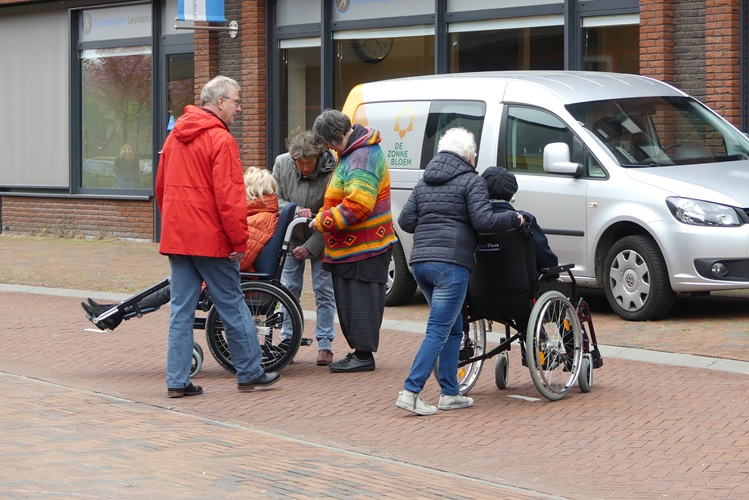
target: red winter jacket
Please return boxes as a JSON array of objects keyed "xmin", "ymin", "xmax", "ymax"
[{"xmin": 156, "ymin": 105, "xmax": 248, "ymax": 258}]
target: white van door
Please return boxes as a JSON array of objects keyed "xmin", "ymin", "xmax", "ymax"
[{"xmin": 500, "ymin": 105, "xmax": 590, "ymax": 277}]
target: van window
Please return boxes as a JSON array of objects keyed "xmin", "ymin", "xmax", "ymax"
[
  {"xmin": 421, "ymin": 101, "xmax": 486, "ymax": 169},
  {"xmin": 504, "ymin": 106, "xmax": 574, "ymax": 174},
  {"xmin": 567, "ymin": 96, "xmax": 749, "ymax": 166}
]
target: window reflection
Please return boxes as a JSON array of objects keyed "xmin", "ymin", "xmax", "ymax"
[
  {"xmin": 334, "ymin": 35, "xmax": 435, "ymax": 109},
  {"xmin": 584, "ymin": 24, "xmax": 639, "ymax": 73},
  {"xmin": 167, "ymin": 53, "xmax": 194, "ymax": 135},
  {"xmin": 81, "ymin": 46, "xmax": 152, "ymax": 189},
  {"xmin": 280, "ymin": 45, "xmax": 321, "ymax": 146},
  {"xmin": 450, "ymin": 26, "xmax": 564, "ymax": 72}
]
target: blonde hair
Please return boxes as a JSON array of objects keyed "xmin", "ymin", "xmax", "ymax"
[{"xmin": 244, "ymin": 167, "xmax": 277, "ymax": 202}]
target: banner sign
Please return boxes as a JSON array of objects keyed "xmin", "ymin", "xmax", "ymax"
[{"xmin": 177, "ymin": 0, "xmax": 225, "ymax": 23}]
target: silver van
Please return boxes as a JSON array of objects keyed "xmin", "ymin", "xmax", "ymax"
[{"xmin": 342, "ymin": 71, "xmax": 749, "ymax": 321}]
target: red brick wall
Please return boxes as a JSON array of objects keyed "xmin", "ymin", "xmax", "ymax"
[
  {"xmin": 194, "ymin": 27, "xmax": 220, "ymax": 106},
  {"xmin": 705, "ymin": 0, "xmax": 741, "ymax": 127},
  {"xmin": 639, "ymin": 0, "xmax": 674, "ymax": 83},
  {"xmin": 239, "ymin": 1, "xmax": 268, "ymax": 170},
  {"xmin": 2, "ymin": 197, "xmax": 154, "ymax": 241},
  {"xmin": 190, "ymin": 1, "xmax": 267, "ymax": 169}
]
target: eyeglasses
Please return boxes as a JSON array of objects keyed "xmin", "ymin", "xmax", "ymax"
[{"xmin": 221, "ymin": 96, "xmax": 240, "ymax": 105}]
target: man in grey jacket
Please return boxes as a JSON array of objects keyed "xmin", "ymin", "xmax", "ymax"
[{"xmin": 272, "ymin": 130, "xmax": 337, "ymax": 366}]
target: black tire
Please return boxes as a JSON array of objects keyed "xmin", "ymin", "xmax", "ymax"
[
  {"xmin": 205, "ymin": 281, "xmax": 304, "ymax": 374},
  {"xmin": 385, "ymin": 240, "xmax": 418, "ymax": 306},
  {"xmin": 579, "ymin": 354, "xmax": 593, "ymax": 393},
  {"xmin": 604, "ymin": 235, "xmax": 676, "ymax": 321},
  {"xmin": 494, "ymin": 352, "xmax": 509, "ymax": 390},
  {"xmin": 190, "ymin": 342, "xmax": 203, "ymax": 379}
]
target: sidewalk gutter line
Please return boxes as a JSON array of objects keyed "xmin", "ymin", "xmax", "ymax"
[{"xmin": 4, "ymin": 283, "xmax": 749, "ymax": 375}]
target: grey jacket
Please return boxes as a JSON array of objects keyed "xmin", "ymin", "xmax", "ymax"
[
  {"xmin": 272, "ymin": 150, "xmax": 336, "ymax": 258},
  {"xmin": 398, "ymin": 151, "xmax": 521, "ymax": 272}
]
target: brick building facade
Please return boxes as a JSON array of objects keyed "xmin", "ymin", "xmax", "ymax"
[{"xmin": 0, "ymin": 0, "xmax": 745, "ymax": 241}]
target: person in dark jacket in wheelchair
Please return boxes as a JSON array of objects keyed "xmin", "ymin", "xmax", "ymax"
[
  {"xmin": 481, "ymin": 166, "xmax": 560, "ymax": 282},
  {"xmin": 395, "ymin": 127, "xmax": 524, "ymax": 416}
]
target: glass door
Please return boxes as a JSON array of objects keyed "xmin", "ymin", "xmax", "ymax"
[{"xmin": 166, "ymin": 53, "xmax": 195, "ymax": 137}]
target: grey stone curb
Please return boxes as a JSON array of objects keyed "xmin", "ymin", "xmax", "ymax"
[{"xmin": 4, "ymin": 282, "xmax": 749, "ymax": 375}]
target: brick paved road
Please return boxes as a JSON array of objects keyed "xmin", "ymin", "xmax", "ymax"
[
  {"xmin": 2, "ymin": 235, "xmax": 749, "ymax": 498},
  {"xmin": 3, "ymin": 289, "xmax": 749, "ymax": 498}
]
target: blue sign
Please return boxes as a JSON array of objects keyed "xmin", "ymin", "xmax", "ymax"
[{"xmin": 177, "ymin": 0, "xmax": 225, "ymax": 23}]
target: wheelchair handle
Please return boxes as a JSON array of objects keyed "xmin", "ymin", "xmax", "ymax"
[{"xmin": 284, "ymin": 217, "xmax": 314, "ymax": 243}]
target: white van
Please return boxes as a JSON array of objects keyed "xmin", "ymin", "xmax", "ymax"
[{"xmin": 341, "ymin": 71, "xmax": 749, "ymax": 321}]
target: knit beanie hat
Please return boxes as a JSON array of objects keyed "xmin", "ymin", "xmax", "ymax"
[{"xmin": 481, "ymin": 166, "xmax": 518, "ymax": 201}]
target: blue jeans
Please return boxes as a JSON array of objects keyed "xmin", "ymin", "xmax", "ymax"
[
  {"xmin": 280, "ymin": 256, "xmax": 336, "ymax": 350},
  {"xmin": 403, "ymin": 262, "xmax": 469, "ymax": 397},
  {"xmin": 167, "ymin": 255, "xmax": 264, "ymax": 388}
]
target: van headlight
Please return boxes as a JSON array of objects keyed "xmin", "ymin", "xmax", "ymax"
[{"xmin": 666, "ymin": 197, "xmax": 742, "ymax": 226}]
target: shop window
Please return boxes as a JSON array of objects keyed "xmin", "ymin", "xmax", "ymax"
[
  {"xmin": 583, "ymin": 20, "xmax": 639, "ymax": 74},
  {"xmin": 81, "ymin": 46, "xmax": 152, "ymax": 190},
  {"xmin": 279, "ymin": 42, "xmax": 321, "ymax": 147},
  {"xmin": 166, "ymin": 53, "xmax": 195, "ymax": 135},
  {"xmin": 334, "ymin": 32, "xmax": 435, "ymax": 109},
  {"xmin": 450, "ymin": 25, "xmax": 564, "ymax": 72}
]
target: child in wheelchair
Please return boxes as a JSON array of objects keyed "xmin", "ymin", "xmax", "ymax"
[{"xmin": 81, "ymin": 167, "xmax": 280, "ymax": 331}]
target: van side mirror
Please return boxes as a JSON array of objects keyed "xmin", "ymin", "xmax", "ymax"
[{"xmin": 543, "ymin": 142, "xmax": 583, "ymax": 177}]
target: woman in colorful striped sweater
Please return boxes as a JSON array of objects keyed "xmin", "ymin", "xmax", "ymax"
[{"xmin": 311, "ymin": 109, "xmax": 397, "ymax": 373}]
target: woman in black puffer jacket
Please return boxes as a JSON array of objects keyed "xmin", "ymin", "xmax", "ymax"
[{"xmin": 395, "ymin": 127, "xmax": 523, "ymax": 416}]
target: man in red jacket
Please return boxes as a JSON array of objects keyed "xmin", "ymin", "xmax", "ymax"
[{"xmin": 156, "ymin": 75, "xmax": 281, "ymax": 398}]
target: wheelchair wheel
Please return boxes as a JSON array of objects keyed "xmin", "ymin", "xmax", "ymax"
[
  {"xmin": 578, "ymin": 354, "xmax": 593, "ymax": 393},
  {"xmin": 494, "ymin": 350, "xmax": 509, "ymax": 390},
  {"xmin": 432, "ymin": 318, "xmax": 486, "ymax": 396},
  {"xmin": 190, "ymin": 342, "xmax": 203, "ymax": 379},
  {"xmin": 205, "ymin": 281, "xmax": 304, "ymax": 374},
  {"xmin": 525, "ymin": 290, "xmax": 583, "ymax": 401}
]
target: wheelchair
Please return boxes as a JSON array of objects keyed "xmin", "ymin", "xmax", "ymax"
[
  {"xmin": 89, "ymin": 202, "xmax": 310, "ymax": 378},
  {"xmin": 448, "ymin": 224, "xmax": 604, "ymax": 401}
]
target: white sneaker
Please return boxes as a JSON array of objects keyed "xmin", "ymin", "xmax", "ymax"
[
  {"xmin": 396, "ymin": 390, "xmax": 437, "ymax": 416},
  {"xmin": 438, "ymin": 394, "xmax": 474, "ymax": 410}
]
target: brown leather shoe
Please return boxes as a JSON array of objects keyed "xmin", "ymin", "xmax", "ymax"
[{"xmin": 316, "ymin": 349, "xmax": 334, "ymax": 366}]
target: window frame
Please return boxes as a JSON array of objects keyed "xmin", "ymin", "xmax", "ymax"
[{"xmin": 72, "ymin": 8, "xmax": 153, "ymax": 198}]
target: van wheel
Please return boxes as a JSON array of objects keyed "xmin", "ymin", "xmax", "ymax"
[
  {"xmin": 385, "ymin": 240, "xmax": 418, "ymax": 306},
  {"xmin": 603, "ymin": 235, "xmax": 675, "ymax": 321}
]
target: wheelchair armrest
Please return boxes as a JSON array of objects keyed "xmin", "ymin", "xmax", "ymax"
[{"xmin": 540, "ymin": 263, "xmax": 575, "ymax": 276}]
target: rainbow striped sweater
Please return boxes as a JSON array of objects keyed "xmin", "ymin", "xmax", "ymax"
[{"xmin": 316, "ymin": 125, "xmax": 397, "ymax": 264}]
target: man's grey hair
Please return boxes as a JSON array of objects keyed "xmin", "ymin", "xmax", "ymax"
[
  {"xmin": 200, "ymin": 75, "xmax": 240, "ymax": 105},
  {"xmin": 286, "ymin": 129, "xmax": 324, "ymax": 161},
  {"xmin": 313, "ymin": 109, "xmax": 351, "ymax": 146},
  {"xmin": 438, "ymin": 127, "xmax": 476, "ymax": 163}
]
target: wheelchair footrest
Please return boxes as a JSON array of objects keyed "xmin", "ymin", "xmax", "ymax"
[
  {"xmin": 300, "ymin": 338, "xmax": 313, "ymax": 347},
  {"xmin": 591, "ymin": 347, "xmax": 604, "ymax": 368}
]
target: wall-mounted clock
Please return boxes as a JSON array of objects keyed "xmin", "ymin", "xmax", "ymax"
[{"xmin": 352, "ymin": 38, "xmax": 394, "ymax": 64}]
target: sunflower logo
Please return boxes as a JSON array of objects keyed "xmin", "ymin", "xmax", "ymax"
[{"xmin": 394, "ymin": 108, "xmax": 415, "ymax": 139}]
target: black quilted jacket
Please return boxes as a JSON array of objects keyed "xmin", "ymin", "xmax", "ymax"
[{"xmin": 398, "ymin": 151, "xmax": 521, "ymax": 272}]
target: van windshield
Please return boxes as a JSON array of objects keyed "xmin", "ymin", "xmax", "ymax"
[{"xmin": 567, "ymin": 96, "xmax": 749, "ymax": 167}]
